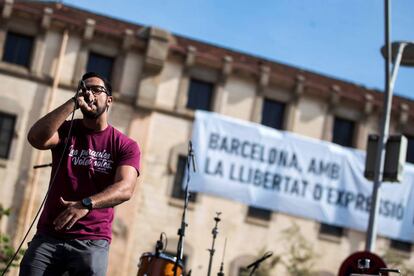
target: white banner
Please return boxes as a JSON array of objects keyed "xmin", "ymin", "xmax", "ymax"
[{"xmin": 190, "ymin": 111, "xmax": 414, "ymax": 242}]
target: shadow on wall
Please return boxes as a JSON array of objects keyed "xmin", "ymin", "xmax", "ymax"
[{"xmin": 7, "ymin": 84, "xmax": 48, "ymax": 237}]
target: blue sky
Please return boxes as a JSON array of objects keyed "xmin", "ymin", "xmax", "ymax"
[{"xmin": 63, "ymin": 0, "xmax": 414, "ymax": 99}]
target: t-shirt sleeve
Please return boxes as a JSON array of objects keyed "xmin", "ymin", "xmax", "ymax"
[
  {"xmin": 118, "ymin": 140, "xmax": 141, "ymax": 176},
  {"xmin": 52, "ymin": 120, "xmax": 71, "ymax": 152},
  {"xmin": 58, "ymin": 121, "xmax": 71, "ymax": 141}
]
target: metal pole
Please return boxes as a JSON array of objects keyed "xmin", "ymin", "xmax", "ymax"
[
  {"xmin": 365, "ymin": 0, "xmax": 408, "ymax": 252},
  {"xmin": 365, "ymin": 0, "xmax": 391, "ymax": 252},
  {"xmin": 365, "ymin": 0, "xmax": 395, "ymax": 252},
  {"xmin": 389, "ymin": 43, "xmax": 407, "ymax": 90},
  {"xmin": 174, "ymin": 141, "xmax": 196, "ymax": 276},
  {"xmin": 217, "ymin": 238, "xmax": 227, "ymax": 276},
  {"xmin": 207, "ymin": 212, "xmax": 221, "ymax": 276}
]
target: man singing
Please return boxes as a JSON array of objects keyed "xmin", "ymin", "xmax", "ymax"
[{"xmin": 20, "ymin": 72, "xmax": 141, "ymax": 275}]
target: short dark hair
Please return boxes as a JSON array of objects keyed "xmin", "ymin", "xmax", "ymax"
[{"xmin": 81, "ymin": 72, "xmax": 112, "ymax": 96}]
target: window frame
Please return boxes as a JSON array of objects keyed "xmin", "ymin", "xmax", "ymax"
[
  {"xmin": 261, "ymin": 97, "xmax": 286, "ymax": 130},
  {"xmin": 0, "ymin": 111, "xmax": 16, "ymax": 159},
  {"xmin": 390, "ymin": 239, "xmax": 412, "ymax": 254},
  {"xmin": 185, "ymin": 78, "xmax": 214, "ymax": 111},
  {"xmin": 170, "ymin": 155, "xmax": 197, "ymax": 203},
  {"xmin": 404, "ymin": 134, "xmax": 414, "ymax": 164},
  {"xmin": 86, "ymin": 51, "xmax": 115, "ymax": 82},
  {"xmin": 332, "ymin": 116, "xmax": 356, "ymax": 148},
  {"xmin": 2, "ymin": 31, "xmax": 34, "ymax": 68},
  {"xmin": 318, "ymin": 223, "xmax": 345, "ymax": 242},
  {"xmin": 246, "ymin": 206, "xmax": 272, "ymax": 221}
]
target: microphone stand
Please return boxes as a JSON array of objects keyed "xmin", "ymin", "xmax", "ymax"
[
  {"xmin": 174, "ymin": 141, "xmax": 196, "ymax": 276},
  {"xmin": 246, "ymin": 252, "xmax": 273, "ymax": 276},
  {"xmin": 33, "ymin": 163, "xmax": 52, "ymax": 169},
  {"xmin": 248, "ymin": 263, "xmax": 259, "ymax": 276},
  {"xmin": 207, "ymin": 212, "xmax": 222, "ymax": 276},
  {"xmin": 217, "ymin": 238, "xmax": 227, "ymax": 276}
]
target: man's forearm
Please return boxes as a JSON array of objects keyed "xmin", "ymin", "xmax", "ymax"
[
  {"xmin": 28, "ymin": 98, "xmax": 76, "ymax": 149},
  {"xmin": 54, "ymin": 181, "xmax": 134, "ymax": 231},
  {"xmin": 89, "ymin": 180, "xmax": 134, "ymax": 209}
]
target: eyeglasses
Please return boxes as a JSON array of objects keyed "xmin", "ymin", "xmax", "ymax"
[{"xmin": 83, "ymin": 85, "xmax": 108, "ymax": 95}]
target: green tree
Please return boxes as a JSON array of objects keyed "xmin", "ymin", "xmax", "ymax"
[
  {"xmin": 277, "ymin": 222, "xmax": 318, "ymax": 276},
  {"xmin": 239, "ymin": 223, "xmax": 317, "ymax": 276},
  {"xmin": 0, "ymin": 204, "xmax": 24, "ymax": 275},
  {"xmin": 238, "ymin": 249, "xmax": 280, "ymax": 276}
]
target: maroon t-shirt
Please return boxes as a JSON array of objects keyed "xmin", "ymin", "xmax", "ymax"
[{"xmin": 37, "ymin": 119, "xmax": 140, "ymax": 242}]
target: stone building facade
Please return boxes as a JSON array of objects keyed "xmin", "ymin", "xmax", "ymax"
[{"xmin": 0, "ymin": 1, "xmax": 413, "ymax": 275}]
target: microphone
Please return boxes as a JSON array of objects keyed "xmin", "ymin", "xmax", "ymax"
[
  {"xmin": 155, "ymin": 233, "xmax": 164, "ymax": 256},
  {"xmin": 188, "ymin": 141, "xmax": 197, "ymax": 172},
  {"xmin": 79, "ymin": 80, "xmax": 87, "ymax": 94},
  {"xmin": 77, "ymin": 80, "xmax": 91, "ymax": 104},
  {"xmin": 246, "ymin": 252, "xmax": 273, "ymax": 269}
]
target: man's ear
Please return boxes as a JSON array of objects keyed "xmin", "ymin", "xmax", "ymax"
[
  {"xmin": 106, "ymin": 96, "xmax": 113, "ymax": 111},
  {"xmin": 107, "ymin": 96, "xmax": 113, "ymax": 107}
]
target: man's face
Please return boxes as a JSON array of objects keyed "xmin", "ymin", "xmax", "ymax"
[{"xmin": 79, "ymin": 77, "xmax": 112, "ymax": 119}]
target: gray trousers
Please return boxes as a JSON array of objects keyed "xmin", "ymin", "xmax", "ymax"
[{"xmin": 19, "ymin": 233, "xmax": 109, "ymax": 276}]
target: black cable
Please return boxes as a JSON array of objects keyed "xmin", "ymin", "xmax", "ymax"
[{"xmin": 1, "ymin": 97, "xmax": 79, "ymax": 276}]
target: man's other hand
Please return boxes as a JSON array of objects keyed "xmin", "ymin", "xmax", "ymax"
[{"xmin": 53, "ymin": 197, "xmax": 89, "ymax": 231}]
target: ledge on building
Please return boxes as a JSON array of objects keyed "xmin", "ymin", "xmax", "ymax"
[
  {"xmin": 317, "ymin": 223, "xmax": 346, "ymax": 244},
  {"xmin": 244, "ymin": 215, "xmax": 272, "ymax": 228},
  {"xmin": 388, "ymin": 239, "xmax": 412, "ymax": 259},
  {"xmin": 168, "ymin": 197, "xmax": 196, "ymax": 211}
]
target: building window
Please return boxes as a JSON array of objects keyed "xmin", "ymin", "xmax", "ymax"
[
  {"xmin": 405, "ymin": 135, "xmax": 414, "ymax": 164},
  {"xmin": 186, "ymin": 79, "xmax": 213, "ymax": 111},
  {"xmin": 333, "ymin": 117, "xmax": 355, "ymax": 148},
  {"xmin": 247, "ymin": 99, "xmax": 284, "ymax": 222},
  {"xmin": 0, "ymin": 112, "xmax": 16, "ymax": 159},
  {"xmin": 319, "ymin": 223, "xmax": 343, "ymax": 237},
  {"xmin": 261, "ymin": 98, "xmax": 285, "ymax": 130},
  {"xmin": 2, "ymin": 31, "xmax": 34, "ymax": 68},
  {"xmin": 247, "ymin": 206, "xmax": 272, "ymax": 221},
  {"xmin": 171, "ymin": 155, "xmax": 197, "ymax": 202},
  {"xmin": 86, "ymin": 52, "xmax": 114, "ymax": 81},
  {"xmin": 327, "ymin": 117, "xmax": 354, "ymax": 237},
  {"xmin": 390, "ymin": 239, "xmax": 412, "ymax": 253}
]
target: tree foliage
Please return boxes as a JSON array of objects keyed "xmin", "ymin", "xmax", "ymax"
[
  {"xmin": 239, "ymin": 222, "xmax": 317, "ymax": 276},
  {"xmin": 277, "ymin": 223, "xmax": 318, "ymax": 276},
  {"xmin": 0, "ymin": 204, "xmax": 24, "ymax": 275},
  {"xmin": 238, "ymin": 249, "xmax": 280, "ymax": 276}
]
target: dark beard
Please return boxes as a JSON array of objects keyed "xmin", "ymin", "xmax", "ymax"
[{"xmin": 81, "ymin": 104, "xmax": 106, "ymax": 119}]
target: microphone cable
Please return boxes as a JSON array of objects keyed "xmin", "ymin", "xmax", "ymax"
[{"xmin": 1, "ymin": 93, "xmax": 80, "ymax": 276}]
